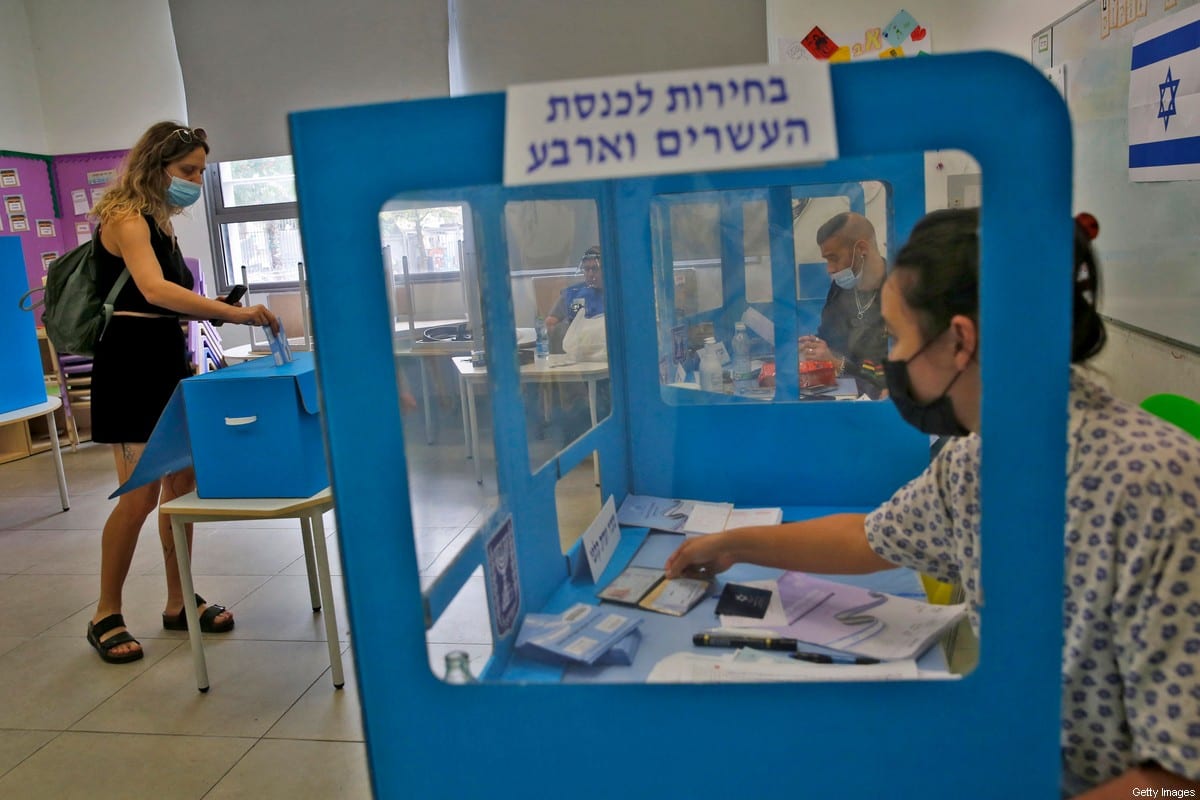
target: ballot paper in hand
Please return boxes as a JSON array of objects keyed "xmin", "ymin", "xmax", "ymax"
[{"xmin": 262, "ymin": 321, "xmax": 293, "ymax": 366}]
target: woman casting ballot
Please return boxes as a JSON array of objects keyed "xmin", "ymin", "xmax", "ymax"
[
  {"xmin": 87, "ymin": 122, "xmax": 279, "ymax": 665},
  {"xmin": 665, "ymin": 209, "xmax": 1200, "ymax": 798}
]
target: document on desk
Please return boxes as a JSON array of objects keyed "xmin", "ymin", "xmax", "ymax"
[
  {"xmin": 725, "ymin": 507, "xmax": 783, "ymax": 529},
  {"xmin": 516, "ymin": 603, "xmax": 641, "ymax": 666},
  {"xmin": 717, "ymin": 573, "xmax": 966, "ymax": 661},
  {"xmin": 646, "ymin": 651, "xmax": 920, "ymax": 683},
  {"xmin": 598, "ymin": 565, "xmax": 713, "ymax": 617},
  {"xmin": 617, "ymin": 495, "xmax": 733, "ymax": 534}
]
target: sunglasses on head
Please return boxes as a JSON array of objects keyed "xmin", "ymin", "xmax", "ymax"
[
  {"xmin": 580, "ymin": 256, "xmax": 601, "ymax": 272},
  {"xmin": 170, "ymin": 127, "xmax": 207, "ymax": 145}
]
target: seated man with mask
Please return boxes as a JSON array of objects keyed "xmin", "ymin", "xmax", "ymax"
[
  {"xmin": 544, "ymin": 245, "xmax": 604, "ymax": 355},
  {"xmin": 800, "ymin": 212, "xmax": 889, "ymax": 398}
]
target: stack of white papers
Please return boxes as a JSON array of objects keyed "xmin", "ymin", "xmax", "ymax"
[
  {"xmin": 617, "ymin": 495, "xmax": 782, "ymax": 535},
  {"xmin": 717, "ymin": 572, "xmax": 966, "ymax": 661},
  {"xmin": 646, "ymin": 650, "xmax": 920, "ymax": 683}
]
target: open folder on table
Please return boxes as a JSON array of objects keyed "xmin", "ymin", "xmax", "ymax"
[
  {"xmin": 616, "ymin": 495, "xmax": 782, "ymax": 535},
  {"xmin": 718, "ymin": 572, "xmax": 967, "ymax": 661}
]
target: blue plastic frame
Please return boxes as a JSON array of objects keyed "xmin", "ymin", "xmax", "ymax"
[{"xmin": 290, "ymin": 53, "xmax": 1071, "ymax": 798}]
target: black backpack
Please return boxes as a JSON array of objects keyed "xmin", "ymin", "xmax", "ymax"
[{"xmin": 18, "ymin": 240, "xmax": 130, "ymax": 357}]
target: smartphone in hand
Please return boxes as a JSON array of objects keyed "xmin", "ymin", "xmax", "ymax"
[{"xmin": 212, "ymin": 285, "xmax": 247, "ymax": 326}]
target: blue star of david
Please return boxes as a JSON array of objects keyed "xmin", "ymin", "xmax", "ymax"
[{"xmin": 1158, "ymin": 66, "xmax": 1180, "ymax": 130}]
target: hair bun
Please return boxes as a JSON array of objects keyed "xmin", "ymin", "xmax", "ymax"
[{"xmin": 1075, "ymin": 212, "xmax": 1099, "ymax": 241}]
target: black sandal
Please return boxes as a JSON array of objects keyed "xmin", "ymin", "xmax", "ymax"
[
  {"xmin": 162, "ymin": 594, "xmax": 234, "ymax": 633},
  {"xmin": 87, "ymin": 614, "xmax": 144, "ymax": 664}
]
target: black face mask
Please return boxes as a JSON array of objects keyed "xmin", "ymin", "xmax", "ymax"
[{"xmin": 883, "ymin": 333, "xmax": 970, "ymax": 437}]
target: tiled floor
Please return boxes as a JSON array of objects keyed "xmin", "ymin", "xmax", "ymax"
[{"xmin": 0, "ymin": 393, "xmax": 595, "ymax": 800}]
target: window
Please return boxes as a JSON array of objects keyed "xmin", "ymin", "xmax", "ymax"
[
  {"xmin": 204, "ymin": 156, "xmax": 302, "ymax": 291},
  {"xmin": 379, "ymin": 202, "xmax": 466, "ymax": 279}
]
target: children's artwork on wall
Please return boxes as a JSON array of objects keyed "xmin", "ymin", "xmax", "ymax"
[
  {"xmin": 0, "ymin": 149, "xmax": 126, "ymax": 295},
  {"xmin": 777, "ymin": 9, "xmax": 932, "ymax": 66},
  {"xmin": 71, "ymin": 189, "xmax": 89, "ymax": 215},
  {"xmin": 53, "ymin": 150, "xmax": 128, "ymax": 249}
]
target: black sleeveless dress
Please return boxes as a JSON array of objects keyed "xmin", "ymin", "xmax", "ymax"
[{"xmin": 90, "ymin": 215, "xmax": 194, "ymax": 444}]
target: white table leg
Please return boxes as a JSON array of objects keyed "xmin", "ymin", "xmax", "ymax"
[
  {"xmin": 459, "ymin": 372, "xmax": 471, "ymax": 459},
  {"xmin": 309, "ymin": 510, "xmax": 345, "ymax": 689},
  {"xmin": 419, "ymin": 357, "xmax": 434, "ymax": 445},
  {"xmin": 588, "ymin": 378, "xmax": 600, "ymax": 486},
  {"xmin": 171, "ymin": 515, "xmax": 209, "ymax": 692},
  {"xmin": 467, "ymin": 380, "xmax": 482, "ymax": 484},
  {"xmin": 299, "ymin": 515, "xmax": 321, "ymax": 611},
  {"xmin": 45, "ymin": 410, "xmax": 69, "ymax": 510}
]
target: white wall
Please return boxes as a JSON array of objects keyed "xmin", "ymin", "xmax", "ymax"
[
  {"xmin": 24, "ymin": 0, "xmax": 188, "ymax": 154},
  {"xmin": 766, "ymin": 0, "xmax": 1083, "ymax": 59},
  {"xmin": 0, "ymin": 0, "xmax": 47, "ymax": 151}
]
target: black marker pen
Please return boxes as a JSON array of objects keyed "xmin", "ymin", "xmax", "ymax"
[
  {"xmin": 790, "ymin": 650, "xmax": 881, "ymax": 665},
  {"xmin": 692, "ymin": 632, "xmax": 798, "ymax": 651}
]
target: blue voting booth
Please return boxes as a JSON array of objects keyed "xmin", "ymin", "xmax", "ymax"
[
  {"xmin": 1, "ymin": 237, "xmax": 47, "ymax": 413},
  {"xmin": 289, "ymin": 52, "xmax": 1071, "ymax": 798}
]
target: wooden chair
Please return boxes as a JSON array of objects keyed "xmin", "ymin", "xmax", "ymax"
[
  {"xmin": 532, "ymin": 274, "xmax": 574, "ymax": 321},
  {"xmin": 265, "ymin": 292, "xmax": 308, "ymax": 341},
  {"xmin": 39, "ymin": 331, "xmax": 90, "ymax": 449}
]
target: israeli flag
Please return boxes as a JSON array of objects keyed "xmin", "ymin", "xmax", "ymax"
[{"xmin": 1129, "ymin": 5, "xmax": 1200, "ymax": 181}]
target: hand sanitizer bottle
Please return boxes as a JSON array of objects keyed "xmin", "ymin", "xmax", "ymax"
[{"xmin": 698, "ymin": 336, "xmax": 723, "ymax": 393}]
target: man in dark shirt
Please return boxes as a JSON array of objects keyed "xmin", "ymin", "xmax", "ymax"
[{"xmin": 800, "ymin": 212, "xmax": 888, "ymax": 397}]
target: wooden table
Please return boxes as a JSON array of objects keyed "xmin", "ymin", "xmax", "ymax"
[
  {"xmin": 0, "ymin": 396, "xmax": 69, "ymax": 510},
  {"xmin": 159, "ymin": 487, "xmax": 343, "ymax": 693}
]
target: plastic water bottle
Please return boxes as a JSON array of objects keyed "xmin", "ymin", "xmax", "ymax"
[
  {"xmin": 443, "ymin": 650, "xmax": 478, "ymax": 684},
  {"xmin": 534, "ymin": 316, "xmax": 549, "ymax": 363},
  {"xmin": 731, "ymin": 322, "xmax": 753, "ymax": 395},
  {"xmin": 698, "ymin": 336, "xmax": 723, "ymax": 393}
]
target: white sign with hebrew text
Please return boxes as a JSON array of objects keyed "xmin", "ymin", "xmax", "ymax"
[{"xmin": 504, "ymin": 63, "xmax": 838, "ymax": 186}]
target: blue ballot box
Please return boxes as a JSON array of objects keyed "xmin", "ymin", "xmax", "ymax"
[
  {"xmin": 184, "ymin": 352, "xmax": 326, "ymax": 498},
  {"xmin": 113, "ymin": 351, "xmax": 329, "ymax": 500}
]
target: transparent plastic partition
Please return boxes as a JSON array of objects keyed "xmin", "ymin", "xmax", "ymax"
[
  {"xmin": 503, "ymin": 198, "xmax": 612, "ymax": 475},
  {"xmin": 378, "ymin": 195, "xmax": 497, "ymax": 678},
  {"xmin": 653, "ymin": 181, "xmax": 893, "ymax": 404}
]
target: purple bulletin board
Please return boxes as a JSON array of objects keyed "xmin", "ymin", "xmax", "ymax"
[
  {"xmin": 0, "ymin": 152, "xmax": 66, "ymax": 294},
  {"xmin": 52, "ymin": 149, "xmax": 128, "ymax": 252}
]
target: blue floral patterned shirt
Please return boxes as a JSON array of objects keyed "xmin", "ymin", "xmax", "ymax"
[{"xmin": 865, "ymin": 370, "xmax": 1200, "ymax": 788}]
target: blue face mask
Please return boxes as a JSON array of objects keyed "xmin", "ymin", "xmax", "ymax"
[
  {"xmin": 830, "ymin": 247, "xmax": 863, "ymax": 290},
  {"xmin": 166, "ymin": 176, "xmax": 202, "ymax": 207}
]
